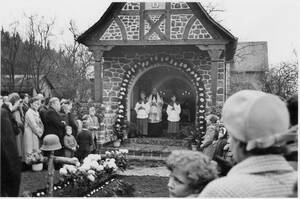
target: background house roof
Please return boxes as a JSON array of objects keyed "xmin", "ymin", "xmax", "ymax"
[{"xmin": 233, "ymin": 41, "xmax": 268, "ymax": 72}]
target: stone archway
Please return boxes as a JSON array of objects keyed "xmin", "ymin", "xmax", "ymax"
[
  {"xmin": 128, "ymin": 65, "xmax": 198, "ymax": 124},
  {"xmin": 113, "ymin": 54, "xmax": 207, "ymax": 135}
]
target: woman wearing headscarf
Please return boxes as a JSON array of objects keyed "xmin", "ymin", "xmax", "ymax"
[{"xmin": 200, "ymin": 90, "xmax": 297, "ymax": 197}]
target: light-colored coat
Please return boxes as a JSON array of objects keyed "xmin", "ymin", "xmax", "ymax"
[
  {"xmin": 86, "ymin": 115, "xmax": 100, "ymax": 129},
  {"xmin": 23, "ymin": 108, "xmax": 44, "ymax": 155},
  {"xmin": 199, "ymin": 155, "xmax": 297, "ymax": 197}
]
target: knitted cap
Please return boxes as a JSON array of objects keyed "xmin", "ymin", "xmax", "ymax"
[{"xmin": 222, "ymin": 90, "xmax": 291, "ymax": 151}]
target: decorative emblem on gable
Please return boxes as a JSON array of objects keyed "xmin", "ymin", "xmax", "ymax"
[
  {"xmin": 171, "ymin": 2, "xmax": 190, "ymax": 9},
  {"xmin": 145, "ymin": 2, "xmax": 166, "ymax": 10}
]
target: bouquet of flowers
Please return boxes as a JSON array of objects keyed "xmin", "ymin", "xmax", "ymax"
[
  {"xmin": 25, "ymin": 151, "xmax": 44, "ymax": 165},
  {"xmin": 181, "ymin": 125, "xmax": 202, "ymax": 146},
  {"xmin": 104, "ymin": 149, "xmax": 129, "ymax": 171}
]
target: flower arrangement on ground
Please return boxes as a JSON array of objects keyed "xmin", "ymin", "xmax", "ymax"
[{"xmin": 52, "ymin": 150, "xmax": 129, "ymax": 197}]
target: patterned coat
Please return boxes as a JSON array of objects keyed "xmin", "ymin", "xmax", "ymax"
[
  {"xmin": 201, "ymin": 124, "xmax": 218, "ymax": 159},
  {"xmin": 199, "ymin": 155, "xmax": 298, "ymax": 197}
]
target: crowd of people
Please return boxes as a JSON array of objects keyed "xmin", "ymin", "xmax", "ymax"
[
  {"xmin": 166, "ymin": 90, "xmax": 298, "ymax": 197},
  {"xmin": 1, "ymin": 90, "xmax": 298, "ymax": 197},
  {"xmin": 1, "ymin": 92, "xmax": 102, "ymax": 196}
]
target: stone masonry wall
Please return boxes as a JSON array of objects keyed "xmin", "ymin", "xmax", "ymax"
[{"xmin": 100, "ymin": 45, "xmax": 225, "ymax": 138}]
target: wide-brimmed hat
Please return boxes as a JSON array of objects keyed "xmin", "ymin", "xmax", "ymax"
[{"xmin": 222, "ymin": 90, "xmax": 294, "ymax": 151}]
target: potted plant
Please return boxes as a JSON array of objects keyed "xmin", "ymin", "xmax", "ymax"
[
  {"xmin": 181, "ymin": 125, "xmax": 202, "ymax": 151},
  {"xmin": 112, "ymin": 124, "xmax": 123, "ymax": 148},
  {"xmin": 189, "ymin": 130, "xmax": 201, "ymax": 151},
  {"xmin": 25, "ymin": 151, "xmax": 45, "ymax": 171}
]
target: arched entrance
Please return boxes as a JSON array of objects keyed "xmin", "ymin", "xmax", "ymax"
[
  {"xmin": 114, "ymin": 55, "xmax": 207, "ymax": 135},
  {"xmin": 130, "ymin": 66, "xmax": 197, "ymax": 131}
]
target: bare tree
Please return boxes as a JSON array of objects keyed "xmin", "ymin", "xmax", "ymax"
[
  {"xmin": 262, "ymin": 60, "xmax": 298, "ymax": 99},
  {"xmin": 199, "ymin": 1, "xmax": 225, "ymax": 22},
  {"xmin": 1, "ymin": 22, "xmax": 22, "ymax": 92},
  {"xmin": 52, "ymin": 20, "xmax": 93, "ymax": 100},
  {"xmin": 24, "ymin": 15, "xmax": 55, "ymax": 93}
]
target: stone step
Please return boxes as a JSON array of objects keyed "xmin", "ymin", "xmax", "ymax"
[
  {"xmin": 99, "ymin": 142, "xmax": 188, "ymax": 160},
  {"xmin": 126, "ymin": 138, "xmax": 187, "ymax": 147}
]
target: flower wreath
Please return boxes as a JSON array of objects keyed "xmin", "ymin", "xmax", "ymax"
[{"xmin": 114, "ymin": 55, "xmax": 207, "ymax": 134}]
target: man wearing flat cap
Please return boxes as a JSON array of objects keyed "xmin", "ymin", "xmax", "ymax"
[{"xmin": 199, "ymin": 90, "xmax": 297, "ymax": 197}]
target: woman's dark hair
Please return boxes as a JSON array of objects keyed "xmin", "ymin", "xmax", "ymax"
[{"xmin": 44, "ymin": 97, "xmax": 50, "ymax": 106}]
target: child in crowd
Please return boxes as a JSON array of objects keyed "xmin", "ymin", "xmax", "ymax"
[
  {"xmin": 76, "ymin": 120, "xmax": 93, "ymax": 162},
  {"xmin": 134, "ymin": 91, "xmax": 150, "ymax": 137},
  {"xmin": 166, "ymin": 94, "xmax": 181, "ymax": 135},
  {"xmin": 63, "ymin": 126, "xmax": 77, "ymax": 158},
  {"xmin": 166, "ymin": 150, "xmax": 218, "ymax": 197}
]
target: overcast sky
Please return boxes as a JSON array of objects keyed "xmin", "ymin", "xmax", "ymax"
[{"xmin": 0, "ymin": 0, "xmax": 299, "ymax": 65}]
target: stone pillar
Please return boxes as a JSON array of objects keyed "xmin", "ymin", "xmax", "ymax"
[
  {"xmin": 89, "ymin": 46, "xmax": 114, "ymax": 103},
  {"xmin": 196, "ymin": 45, "xmax": 225, "ymax": 106}
]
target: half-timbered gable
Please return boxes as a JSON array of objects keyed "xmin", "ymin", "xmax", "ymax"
[{"xmin": 77, "ymin": 2, "xmax": 237, "ymax": 144}]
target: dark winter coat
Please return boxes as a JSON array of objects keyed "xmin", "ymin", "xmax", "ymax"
[
  {"xmin": 1, "ymin": 108, "xmax": 21, "ymax": 196},
  {"xmin": 76, "ymin": 129, "xmax": 93, "ymax": 161},
  {"xmin": 43, "ymin": 107, "xmax": 66, "ymax": 145},
  {"xmin": 60, "ymin": 110, "xmax": 78, "ymax": 137}
]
